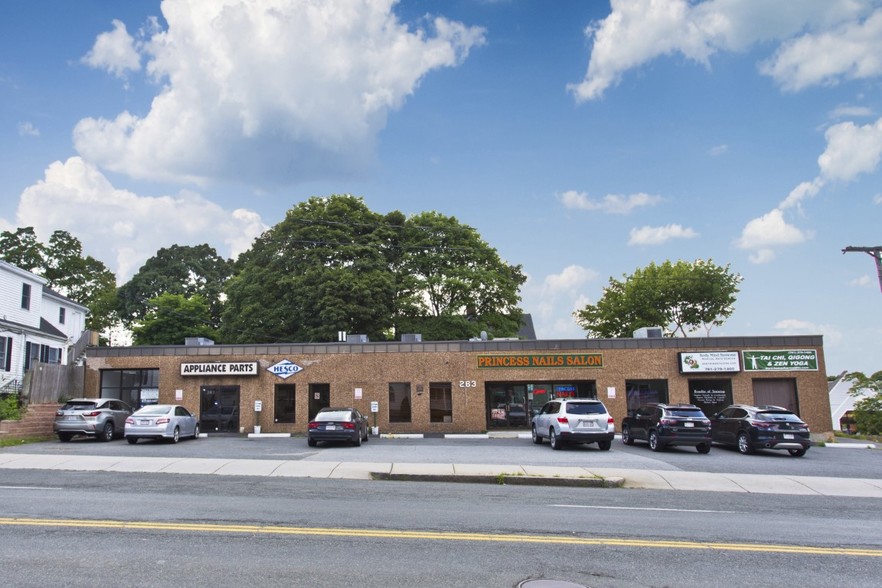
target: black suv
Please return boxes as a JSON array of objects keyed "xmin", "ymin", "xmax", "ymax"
[
  {"xmin": 621, "ymin": 403, "xmax": 712, "ymax": 453},
  {"xmin": 710, "ymin": 404, "xmax": 811, "ymax": 457}
]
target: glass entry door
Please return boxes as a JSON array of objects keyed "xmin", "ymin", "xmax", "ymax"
[
  {"xmin": 200, "ymin": 386, "xmax": 240, "ymax": 433},
  {"xmin": 308, "ymin": 383, "xmax": 330, "ymax": 420}
]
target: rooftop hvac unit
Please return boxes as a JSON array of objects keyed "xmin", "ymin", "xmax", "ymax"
[
  {"xmin": 401, "ymin": 333, "xmax": 422, "ymax": 342},
  {"xmin": 633, "ymin": 327, "xmax": 663, "ymax": 339},
  {"xmin": 185, "ymin": 337, "xmax": 215, "ymax": 346},
  {"xmin": 347, "ymin": 334, "xmax": 369, "ymax": 343}
]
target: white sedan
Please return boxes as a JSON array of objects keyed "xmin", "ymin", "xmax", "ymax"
[{"xmin": 125, "ymin": 404, "xmax": 199, "ymax": 444}]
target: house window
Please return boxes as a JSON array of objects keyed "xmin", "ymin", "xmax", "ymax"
[
  {"xmin": 389, "ymin": 382, "xmax": 412, "ymax": 423},
  {"xmin": 21, "ymin": 283, "xmax": 31, "ymax": 310},
  {"xmin": 0, "ymin": 337, "xmax": 10, "ymax": 372},
  {"xmin": 59, "ymin": 308, "xmax": 66, "ymax": 324},
  {"xmin": 429, "ymin": 382, "xmax": 452, "ymax": 423},
  {"xmin": 274, "ymin": 384, "xmax": 296, "ymax": 423}
]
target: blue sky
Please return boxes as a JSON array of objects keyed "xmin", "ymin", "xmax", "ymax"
[{"xmin": 1, "ymin": 0, "xmax": 881, "ymax": 375}]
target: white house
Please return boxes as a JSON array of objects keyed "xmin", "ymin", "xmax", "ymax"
[{"xmin": 0, "ymin": 260, "xmax": 89, "ymax": 393}]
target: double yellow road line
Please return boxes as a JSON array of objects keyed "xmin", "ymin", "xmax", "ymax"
[{"xmin": 1, "ymin": 517, "xmax": 880, "ymax": 557}]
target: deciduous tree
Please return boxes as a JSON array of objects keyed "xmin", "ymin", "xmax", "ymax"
[{"xmin": 574, "ymin": 259, "xmax": 742, "ymax": 338}]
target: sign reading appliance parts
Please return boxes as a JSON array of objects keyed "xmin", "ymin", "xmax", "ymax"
[{"xmin": 180, "ymin": 362, "xmax": 259, "ymax": 376}]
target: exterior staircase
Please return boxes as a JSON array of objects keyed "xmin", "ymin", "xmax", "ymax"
[{"xmin": 0, "ymin": 403, "xmax": 60, "ymax": 439}]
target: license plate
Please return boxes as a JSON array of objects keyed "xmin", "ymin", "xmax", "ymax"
[
  {"xmin": 66, "ymin": 415, "xmax": 78, "ymax": 420},
  {"xmin": 324, "ymin": 425, "xmax": 337, "ymax": 431},
  {"xmin": 684, "ymin": 422, "xmax": 694, "ymax": 427},
  {"xmin": 783, "ymin": 433, "xmax": 794, "ymax": 439},
  {"xmin": 140, "ymin": 420, "xmax": 150, "ymax": 425}
]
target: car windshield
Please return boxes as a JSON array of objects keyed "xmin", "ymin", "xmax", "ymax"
[
  {"xmin": 62, "ymin": 401, "xmax": 97, "ymax": 410},
  {"xmin": 565, "ymin": 402, "xmax": 606, "ymax": 415},
  {"xmin": 315, "ymin": 411, "xmax": 352, "ymax": 422},
  {"xmin": 668, "ymin": 409, "xmax": 705, "ymax": 418},
  {"xmin": 136, "ymin": 406, "xmax": 172, "ymax": 416},
  {"xmin": 756, "ymin": 411, "xmax": 803, "ymax": 422}
]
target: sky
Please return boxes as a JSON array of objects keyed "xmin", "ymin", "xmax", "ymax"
[{"xmin": 1, "ymin": 0, "xmax": 881, "ymax": 376}]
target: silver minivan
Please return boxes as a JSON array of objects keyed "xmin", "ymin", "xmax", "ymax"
[{"xmin": 531, "ymin": 399, "xmax": 615, "ymax": 450}]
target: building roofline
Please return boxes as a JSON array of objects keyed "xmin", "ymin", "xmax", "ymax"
[{"xmin": 86, "ymin": 334, "xmax": 825, "ymax": 358}]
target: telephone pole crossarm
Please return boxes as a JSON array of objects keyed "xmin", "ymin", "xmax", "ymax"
[{"xmin": 842, "ymin": 246, "xmax": 882, "ymax": 294}]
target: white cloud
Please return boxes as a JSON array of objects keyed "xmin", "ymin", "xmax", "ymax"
[
  {"xmin": 778, "ymin": 178, "xmax": 824, "ymax": 210},
  {"xmin": 709, "ymin": 144, "xmax": 728, "ymax": 156},
  {"xmin": 559, "ymin": 190, "xmax": 662, "ymax": 214},
  {"xmin": 628, "ymin": 224, "xmax": 698, "ymax": 245},
  {"xmin": 874, "ymin": 193, "xmax": 882, "ymax": 204},
  {"xmin": 760, "ymin": 10, "xmax": 882, "ymax": 92},
  {"xmin": 74, "ymin": 0, "xmax": 486, "ymax": 186},
  {"xmin": 17, "ymin": 122, "xmax": 40, "ymax": 137},
  {"xmin": 735, "ymin": 208, "xmax": 810, "ymax": 263},
  {"xmin": 568, "ymin": 0, "xmax": 874, "ymax": 101},
  {"xmin": 521, "ymin": 266, "xmax": 598, "ymax": 339},
  {"xmin": 817, "ymin": 118, "xmax": 882, "ymax": 182},
  {"xmin": 773, "ymin": 318, "xmax": 843, "ymax": 347},
  {"xmin": 850, "ymin": 274, "xmax": 872, "ymax": 287},
  {"xmin": 829, "ymin": 104, "xmax": 875, "ymax": 119},
  {"xmin": 81, "ymin": 19, "xmax": 142, "ymax": 78},
  {"xmin": 15, "ymin": 157, "xmax": 267, "ymax": 281}
]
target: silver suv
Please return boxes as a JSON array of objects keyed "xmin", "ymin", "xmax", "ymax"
[
  {"xmin": 54, "ymin": 398, "xmax": 133, "ymax": 442},
  {"xmin": 531, "ymin": 399, "xmax": 615, "ymax": 450}
]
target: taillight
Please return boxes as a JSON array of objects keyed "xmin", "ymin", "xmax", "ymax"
[
  {"xmin": 308, "ymin": 422, "xmax": 319, "ymax": 430},
  {"xmin": 607, "ymin": 417, "xmax": 615, "ymax": 425},
  {"xmin": 342, "ymin": 422, "xmax": 356, "ymax": 430},
  {"xmin": 125, "ymin": 417, "xmax": 134, "ymax": 424},
  {"xmin": 156, "ymin": 418, "xmax": 170, "ymax": 425},
  {"xmin": 659, "ymin": 418, "xmax": 676, "ymax": 426},
  {"xmin": 557, "ymin": 417, "xmax": 569, "ymax": 425},
  {"xmin": 750, "ymin": 420, "xmax": 773, "ymax": 429},
  {"xmin": 82, "ymin": 411, "xmax": 101, "ymax": 418},
  {"xmin": 56, "ymin": 410, "xmax": 63, "ymax": 416}
]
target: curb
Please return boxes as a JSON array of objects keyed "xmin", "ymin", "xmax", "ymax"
[{"xmin": 371, "ymin": 472, "xmax": 625, "ymax": 488}]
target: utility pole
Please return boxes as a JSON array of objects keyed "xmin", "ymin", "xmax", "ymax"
[{"xmin": 843, "ymin": 246, "xmax": 882, "ymax": 294}]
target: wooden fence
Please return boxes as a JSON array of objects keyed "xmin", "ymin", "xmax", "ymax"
[{"xmin": 22, "ymin": 362, "xmax": 84, "ymax": 405}]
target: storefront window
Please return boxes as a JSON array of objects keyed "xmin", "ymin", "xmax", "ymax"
[
  {"xmin": 429, "ymin": 382, "xmax": 452, "ymax": 423},
  {"xmin": 100, "ymin": 369, "xmax": 159, "ymax": 409},
  {"xmin": 389, "ymin": 383, "xmax": 411, "ymax": 423},
  {"xmin": 625, "ymin": 380, "xmax": 668, "ymax": 415}
]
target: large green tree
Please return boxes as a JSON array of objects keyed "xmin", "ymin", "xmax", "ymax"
[
  {"xmin": 221, "ymin": 195, "xmax": 396, "ymax": 343},
  {"xmin": 845, "ymin": 371, "xmax": 882, "ymax": 435},
  {"xmin": 0, "ymin": 227, "xmax": 118, "ymax": 331},
  {"xmin": 221, "ymin": 195, "xmax": 526, "ymax": 343},
  {"xmin": 116, "ymin": 244, "xmax": 233, "ymax": 330},
  {"xmin": 132, "ymin": 293, "xmax": 218, "ymax": 345},
  {"xmin": 395, "ymin": 211, "xmax": 525, "ymax": 340},
  {"xmin": 575, "ymin": 259, "xmax": 742, "ymax": 338}
]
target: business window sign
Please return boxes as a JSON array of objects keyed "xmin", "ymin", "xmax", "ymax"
[
  {"xmin": 678, "ymin": 351, "xmax": 740, "ymax": 373},
  {"xmin": 477, "ymin": 353, "xmax": 603, "ymax": 368},
  {"xmin": 267, "ymin": 359, "xmax": 303, "ymax": 379},
  {"xmin": 180, "ymin": 362, "xmax": 258, "ymax": 376},
  {"xmin": 742, "ymin": 349, "xmax": 818, "ymax": 371}
]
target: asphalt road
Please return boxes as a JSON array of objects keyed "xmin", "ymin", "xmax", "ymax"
[{"xmin": 2, "ymin": 437, "xmax": 881, "ymax": 587}]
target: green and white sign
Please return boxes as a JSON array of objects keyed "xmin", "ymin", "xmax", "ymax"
[{"xmin": 742, "ymin": 349, "xmax": 818, "ymax": 371}]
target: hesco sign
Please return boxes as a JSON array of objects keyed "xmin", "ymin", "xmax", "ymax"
[
  {"xmin": 742, "ymin": 349, "xmax": 818, "ymax": 371},
  {"xmin": 477, "ymin": 353, "xmax": 603, "ymax": 369}
]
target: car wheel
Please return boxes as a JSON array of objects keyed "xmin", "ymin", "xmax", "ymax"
[
  {"xmin": 696, "ymin": 443, "xmax": 711, "ymax": 454},
  {"xmin": 531, "ymin": 426, "xmax": 542, "ymax": 444},
  {"xmin": 363, "ymin": 426, "xmax": 369, "ymax": 442},
  {"xmin": 307, "ymin": 437, "xmax": 317, "ymax": 447},
  {"xmin": 549, "ymin": 428, "xmax": 563, "ymax": 450},
  {"xmin": 353, "ymin": 432, "xmax": 362, "ymax": 447},
  {"xmin": 100, "ymin": 422, "xmax": 114, "ymax": 442},
  {"xmin": 788, "ymin": 448, "xmax": 807, "ymax": 457},
  {"xmin": 622, "ymin": 426, "xmax": 634, "ymax": 445},
  {"xmin": 126, "ymin": 437, "xmax": 138, "ymax": 445},
  {"xmin": 597, "ymin": 440, "xmax": 611, "ymax": 451},
  {"xmin": 737, "ymin": 432, "xmax": 754, "ymax": 455},
  {"xmin": 58, "ymin": 433, "xmax": 73, "ymax": 442},
  {"xmin": 171, "ymin": 427, "xmax": 180, "ymax": 444},
  {"xmin": 192, "ymin": 424, "xmax": 200, "ymax": 440},
  {"xmin": 648, "ymin": 430, "xmax": 662, "ymax": 452}
]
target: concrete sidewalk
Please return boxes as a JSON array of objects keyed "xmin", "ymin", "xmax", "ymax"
[{"xmin": 2, "ymin": 452, "xmax": 882, "ymax": 497}]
